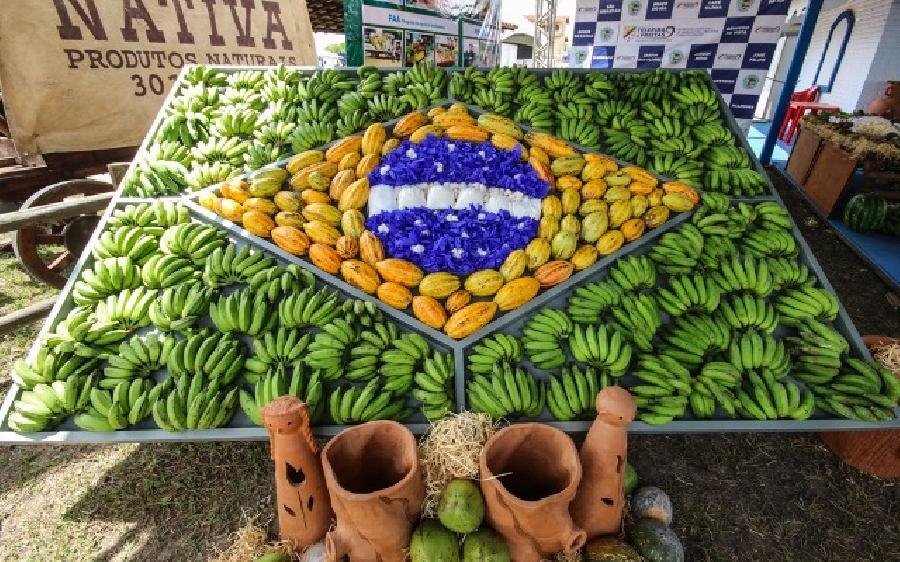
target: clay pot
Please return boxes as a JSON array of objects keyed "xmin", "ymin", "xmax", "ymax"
[
  {"xmin": 322, "ymin": 420, "xmax": 424, "ymax": 562},
  {"xmin": 262, "ymin": 396, "xmax": 333, "ymax": 550},
  {"xmin": 479, "ymin": 423, "xmax": 586, "ymax": 561},
  {"xmin": 866, "ymin": 82, "xmax": 899, "ymax": 119},
  {"xmin": 571, "ymin": 386, "xmax": 637, "ymax": 540}
]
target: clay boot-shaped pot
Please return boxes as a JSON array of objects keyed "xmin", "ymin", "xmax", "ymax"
[
  {"xmin": 322, "ymin": 420, "xmax": 425, "ymax": 562},
  {"xmin": 479, "ymin": 423, "xmax": 587, "ymax": 562},
  {"xmin": 262, "ymin": 396, "xmax": 333, "ymax": 550},
  {"xmin": 571, "ymin": 386, "xmax": 636, "ymax": 539}
]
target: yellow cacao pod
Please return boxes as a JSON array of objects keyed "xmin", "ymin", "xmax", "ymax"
[
  {"xmin": 621, "ymin": 218, "xmax": 646, "ymax": 241},
  {"xmin": 341, "ymin": 209, "xmax": 366, "ymax": 238},
  {"xmin": 596, "ymin": 230, "xmax": 625, "ymax": 256},
  {"xmin": 303, "ymin": 220, "xmax": 341, "ymax": 245},
  {"xmin": 410, "ymin": 125, "xmax": 445, "ymax": 143},
  {"xmin": 309, "ymin": 243, "xmax": 342, "ymax": 274},
  {"xmin": 500, "ymin": 249, "xmax": 528, "ymax": 281},
  {"xmin": 448, "ymin": 102, "xmax": 469, "ymax": 114},
  {"xmin": 418, "ymin": 272, "xmax": 461, "ymax": 299},
  {"xmin": 584, "ymin": 153, "xmax": 618, "ymax": 171},
  {"xmin": 534, "ymin": 260, "xmax": 574, "ymax": 288},
  {"xmin": 542, "ymin": 195, "xmax": 563, "ymax": 219},
  {"xmin": 338, "ymin": 178, "xmax": 370, "ymax": 211},
  {"xmin": 579, "ymin": 199, "xmax": 608, "ymax": 217},
  {"xmin": 242, "ymin": 210, "xmax": 275, "ymax": 238},
  {"xmin": 464, "ymin": 269, "xmax": 505, "ymax": 297},
  {"xmin": 581, "ymin": 179, "xmax": 608, "ymax": 200},
  {"xmin": 274, "ymin": 190, "xmax": 302, "ymax": 212},
  {"xmin": 375, "ymin": 258, "xmax": 423, "ymax": 288},
  {"xmin": 249, "ymin": 177, "xmax": 282, "ymax": 198},
  {"xmin": 243, "ymin": 197, "xmax": 278, "ymax": 215},
  {"xmin": 493, "ymin": 277, "xmax": 541, "ymax": 311},
  {"xmin": 629, "ymin": 181, "xmax": 655, "ymax": 196},
  {"xmin": 604, "ymin": 186, "xmax": 632, "ymax": 203},
  {"xmin": 286, "ymin": 150, "xmax": 324, "ymax": 174},
  {"xmin": 329, "ymin": 169, "xmax": 356, "ymax": 201},
  {"xmin": 556, "ymin": 175, "xmax": 582, "ymax": 191},
  {"xmin": 622, "ymin": 165, "xmax": 658, "ymax": 187},
  {"xmin": 219, "ymin": 199, "xmax": 244, "ymax": 222},
  {"xmin": 382, "ymin": 137, "xmax": 401, "ymax": 155},
  {"xmin": 561, "ymin": 189, "xmax": 581, "ymax": 215},
  {"xmin": 524, "ymin": 131, "xmax": 576, "ymax": 158},
  {"xmin": 571, "ymin": 245, "xmax": 598, "ymax": 270},
  {"xmin": 530, "ymin": 157, "xmax": 554, "ymax": 184},
  {"xmin": 581, "ymin": 160, "xmax": 611, "ymax": 181},
  {"xmin": 560, "ymin": 214, "xmax": 581, "ymax": 235},
  {"xmin": 275, "ymin": 211, "xmax": 304, "ymax": 228},
  {"xmin": 609, "ymin": 199, "xmax": 633, "ymax": 228},
  {"xmin": 301, "ymin": 189, "xmax": 331, "ymax": 205},
  {"xmin": 662, "ymin": 181, "xmax": 700, "ymax": 205},
  {"xmin": 446, "ymin": 124, "xmax": 489, "ymax": 143},
  {"xmin": 198, "ymin": 192, "xmax": 220, "ymax": 212},
  {"xmin": 529, "ymin": 145, "xmax": 550, "ymax": 166},
  {"xmin": 302, "ymin": 202, "xmax": 341, "ymax": 225},
  {"xmin": 341, "ymin": 260, "xmax": 380, "ymax": 294},
  {"xmin": 525, "ymin": 238, "xmax": 551, "ymax": 270},
  {"xmin": 393, "ymin": 112, "xmax": 429, "ymax": 137},
  {"xmin": 427, "ymin": 106, "xmax": 446, "ymax": 119},
  {"xmin": 445, "ymin": 290, "xmax": 472, "ymax": 313},
  {"xmin": 220, "ymin": 178, "xmax": 251, "ymax": 203},
  {"xmin": 335, "ymin": 235, "xmax": 359, "ymax": 259},
  {"xmin": 325, "ymin": 136, "xmax": 362, "ymax": 163},
  {"xmin": 630, "ymin": 194, "xmax": 649, "ymax": 217},
  {"xmin": 356, "ymin": 154, "xmax": 380, "ymax": 178},
  {"xmin": 550, "ymin": 155, "xmax": 586, "ymax": 177},
  {"xmin": 662, "ymin": 192, "xmax": 695, "ymax": 212},
  {"xmin": 412, "ymin": 295, "xmax": 448, "ymax": 330},
  {"xmin": 604, "ymin": 171, "xmax": 632, "ymax": 187},
  {"xmin": 643, "ymin": 205, "xmax": 670, "ymax": 229},
  {"xmin": 377, "ymin": 282, "xmax": 413, "ymax": 309},
  {"xmin": 290, "ymin": 161, "xmax": 337, "ymax": 189},
  {"xmin": 358, "ymin": 231, "xmax": 385, "ymax": 265},
  {"xmin": 648, "ymin": 188, "xmax": 664, "ymax": 207},
  {"xmin": 306, "ymin": 171, "xmax": 330, "ymax": 192},
  {"xmin": 551, "ymin": 231, "xmax": 578, "ymax": 260},
  {"xmin": 477, "ymin": 113, "xmax": 523, "ymax": 139},
  {"xmin": 362, "ymin": 123, "xmax": 386, "ymax": 155},
  {"xmin": 433, "ymin": 111, "xmax": 475, "ymax": 127},
  {"xmin": 581, "ymin": 211, "xmax": 609, "ymax": 242},
  {"xmin": 271, "ymin": 226, "xmax": 310, "ymax": 256},
  {"xmin": 338, "ymin": 151, "xmax": 361, "ymax": 172},
  {"xmin": 538, "ymin": 216, "xmax": 560, "ymax": 240},
  {"xmin": 490, "ymin": 133, "xmax": 521, "ymax": 152},
  {"xmin": 444, "ymin": 301, "xmax": 498, "ymax": 339}
]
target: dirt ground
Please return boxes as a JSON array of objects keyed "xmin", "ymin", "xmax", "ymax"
[{"xmin": 1, "ymin": 172, "xmax": 899, "ymax": 561}]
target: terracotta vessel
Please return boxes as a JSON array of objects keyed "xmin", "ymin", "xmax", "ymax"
[
  {"xmin": 866, "ymin": 82, "xmax": 899, "ymax": 119},
  {"xmin": 571, "ymin": 386, "xmax": 637, "ymax": 539},
  {"xmin": 322, "ymin": 420, "xmax": 424, "ymax": 562},
  {"xmin": 479, "ymin": 423, "xmax": 586, "ymax": 561},
  {"xmin": 262, "ymin": 396, "xmax": 333, "ymax": 549}
]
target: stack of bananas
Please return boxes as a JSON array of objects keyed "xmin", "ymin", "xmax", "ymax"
[
  {"xmin": 75, "ymin": 378, "xmax": 164, "ymax": 431},
  {"xmin": 546, "ymin": 365, "xmax": 608, "ymax": 421},
  {"xmin": 7, "ymin": 374, "xmax": 96, "ymax": 433},
  {"xmin": 466, "ymin": 363, "xmax": 545, "ymax": 419},
  {"xmin": 152, "ymin": 373, "xmax": 239, "ymax": 431},
  {"xmin": 240, "ymin": 364, "xmax": 324, "ymax": 426}
]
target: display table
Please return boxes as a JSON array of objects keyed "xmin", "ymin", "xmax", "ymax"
[{"xmin": 782, "ymin": 101, "xmax": 841, "ymax": 143}]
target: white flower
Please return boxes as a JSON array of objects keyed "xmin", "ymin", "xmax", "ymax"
[
  {"xmin": 476, "ymin": 248, "xmax": 487, "ymax": 257},
  {"xmin": 379, "ymin": 165, "xmax": 391, "ymax": 175},
  {"xmin": 445, "ymin": 214, "xmax": 458, "ymax": 222},
  {"xmin": 461, "ymin": 231, "xmax": 469, "ymax": 238},
  {"xmin": 405, "ymin": 148, "xmax": 417, "ymax": 159},
  {"xmin": 478, "ymin": 212, "xmax": 486, "ymax": 220},
  {"xmin": 447, "ymin": 143, "xmax": 456, "ymax": 151},
  {"xmin": 513, "ymin": 173, "xmax": 522, "ymax": 180},
  {"xmin": 377, "ymin": 223, "xmax": 390, "ymax": 234},
  {"xmin": 414, "ymin": 219, "xmax": 424, "ymax": 227},
  {"xmin": 478, "ymin": 150, "xmax": 486, "ymax": 158},
  {"xmin": 451, "ymin": 248, "xmax": 464, "ymax": 259},
  {"xmin": 435, "ymin": 162, "xmax": 444, "ymax": 173},
  {"xmin": 411, "ymin": 244, "xmax": 425, "ymax": 254}
]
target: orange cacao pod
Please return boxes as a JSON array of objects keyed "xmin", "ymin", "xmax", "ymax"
[
  {"xmin": 374, "ymin": 258, "xmax": 423, "ymax": 288},
  {"xmin": 412, "ymin": 295, "xmax": 448, "ymax": 329},
  {"xmin": 444, "ymin": 289, "xmax": 472, "ymax": 313},
  {"xmin": 444, "ymin": 302, "xmax": 498, "ymax": 339},
  {"xmin": 242, "ymin": 210, "xmax": 275, "ymax": 238},
  {"xmin": 533, "ymin": 260, "xmax": 574, "ymax": 288},
  {"xmin": 377, "ymin": 282, "xmax": 413, "ymax": 309},
  {"xmin": 325, "ymin": 136, "xmax": 362, "ymax": 163},
  {"xmin": 271, "ymin": 226, "xmax": 310, "ymax": 255},
  {"xmin": 308, "ymin": 243, "xmax": 342, "ymax": 274},
  {"xmin": 358, "ymin": 231, "xmax": 385, "ymax": 265},
  {"xmin": 341, "ymin": 260, "xmax": 380, "ymax": 294},
  {"xmin": 493, "ymin": 277, "xmax": 541, "ymax": 311},
  {"xmin": 335, "ymin": 235, "xmax": 359, "ymax": 259}
]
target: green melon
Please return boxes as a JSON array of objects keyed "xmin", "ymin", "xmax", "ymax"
[
  {"xmin": 462, "ymin": 528, "xmax": 511, "ymax": 562},
  {"xmin": 584, "ymin": 537, "xmax": 642, "ymax": 561},
  {"xmin": 630, "ymin": 519, "xmax": 684, "ymax": 562},
  {"xmin": 410, "ymin": 519, "xmax": 460, "ymax": 562},
  {"xmin": 438, "ymin": 479, "xmax": 485, "ymax": 533},
  {"xmin": 624, "ymin": 464, "xmax": 638, "ymax": 495}
]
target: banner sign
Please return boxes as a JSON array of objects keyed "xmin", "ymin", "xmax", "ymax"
[
  {"xmin": 0, "ymin": 0, "xmax": 316, "ymax": 156},
  {"xmin": 570, "ymin": 0, "xmax": 790, "ymax": 119},
  {"xmin": 345, "ymin": 0, "xmax": 501, "ymax": 68}
]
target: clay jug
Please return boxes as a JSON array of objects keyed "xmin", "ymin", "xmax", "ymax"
[
  {"xmin": 322, "ymin": 420, "xmax": 424, "ymax": 562},
  {"xmin": 479, "ymin": 423, "xmax": 586, "ymax": 561},
  {"xmin": 571, "ymin": 386, "xmax": 637, "ymax": 539},
  {"xmin": 262, "ymin": 396, "xmax": 333, "ymax": 550},
  {"xmin": 866, "ymin": 81, "xmax": 899, "ymax": 119}
]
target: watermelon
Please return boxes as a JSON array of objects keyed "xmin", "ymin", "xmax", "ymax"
[
  {"xmin": 410, "ymin": 519, "xmax": 460, "ymax": 562},
  {"xmin": 630, "ymin": 519, "xmax": 684, "ymax": 562},
  {"xmin": 844, "ymin": 194, "xmax": 888, "ymax": 232},
  {"xmin": 632, "ymin": 486, "xmax": 673, "ymax": 525},
  {"xmin": 584, "ymin": 537, "xmax": 642, "ymax": 561},
  {"xmin": 462, "ymin": 528, "xmax": 511, "ymax": 562}
]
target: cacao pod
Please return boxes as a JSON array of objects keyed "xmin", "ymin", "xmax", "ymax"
[
  {"xmin": 418, "ymin": 272, "xmax": 461, "ymax": 298},
  {"xmin": 433, "ymin": 111, "xmax": 475, "ymax": 127},
  {"xmin": 271, "ymin": 226, "xmax": 310, "ymax": 255},
  {"xmin": 609, "ymin": 200, "xmax": 633, "ymax": 228},
  {"xmin": 571, "ymin": 245, "xmax": 598, "ymax": 270},
  {"xmin": 490, "ymin": 133, "xmax": 520, "ymax": 152},
  {"xmin": 604, "ymin": 171, "xmax": 632, "ymax": 187},
  {"xmin": 412, "ymin": 295, "xmax": 448, "ymax": 329},
  {"xmin": 361, "ymin": 123, "xmax": 386, "ymax": 155},
  {"xmin": 596, "ymin": 230, "xmax": 625, "ymax": 256},
  {"xmin": 581, "ymin": 211, "xmax": 609, "ymax": 242},
  {"xmin": 551, "ymin": 231, "xmax": 578, "ymax": 259},
  {"xmin": 560, "ymin": 214, "xmax": 581, "ymax": 235},
  {"xmin": 302, "ymin": 203, "xmax": 341, "ymax": 225},
  {"xmin": 630, "ymin": 194, "xmax": 649, "ymax": 217},
  {"xmin": 581, "ymin": 160, "xmax": 612, "ymax": 182},
  {"xmin": 541, "ymin": 195, "xmax": 563, "ymax": 219},
  {"xmin": 551, "ymin": 155, "xmax": 586, "ymax": 177},
  {"xmin": 643, "ymin": 205, "xmax": 670, "ymax": 229},
  {"xmin": 621, "ymin": 218, "xmax": 646, "ymax": 241},
  {"xmin": 604, "ymin": 186, "xmax": 632, "ymax": 203},
  {"xmin": 579, "ymin": 199, "xmax": 608, "ymax": 217},
  {"xmin": 301, "ymin": 189, "xmax": 331, "ymax": 205},
  {"xmin": 374, "ymin": 258, "xmax": 423, "ymax": 288},
  {"xmin": 275, "ymin": 211, "xmax": 304, "ymax": 228},
  {"xmin": 309, "ymin": 243, "xmax": 342, "ymax": 274},
  {"xmin": 338, "ymin": 152, "xmax": 360, "ymax": 172},
  {"xmin": 478, "ymin": 113, "xmax": 523, "ymax": 139},
  {"xmin": 358, "ymin": 231, "xmax": 385, "ymax": 265},
  {"xmin": 448, "ymin": 102, "xmax": 469, "ymax": 113},
  {"xmin": 393, "ymin": 112, "xmax": 429, "ymax": 137},
  {"xmin": 528, "ymin": 145, "xmax": 550, "ymax": 166},
  {"xmin": 524, "ymin": 131, "xmax": 576, "ymax": 158},
  {"xmin": 629, "ymin": 181, "xmax": 655, "ymax": 196},
  {"xmin": 662, "ymin": 181, "xmax": 700, "ymax": 204},
  {"xmin": 533, "ymin": 260, "xmax": 574, "ymax": 288},
  {"xmin": 307, "ymin": 170, "xmax": 330, "ymax": 192},
  {"xmin": 338, "ymin": 178, "xmax": 370, "ymax": 211},
  {"xmin": 335, "ymin": 235, "xmax": 359, "ymax": 259},
  {"xmin": 529, "ymin": 156, "xmax": 553, "ymax": 184},
  {"xmin": 219, "ymin": 199, "xmax": 244, "ymax": 222},
  {"xmin": 445, "ymin": 290, "xmax": 472, "ymax": 313},
  {"xmin": 500, "ymin": 250, "xmax": 527, "ymax": 281},
  {"xmin": 662, "ymin": 192, "xmax": 694, "ymax": 212},
  {"xmin": 197, "ymin": 192, "xmax": 219, "ymax": 212},
  {"xmin": 493, "ymin": 277, "xmax": 541, "ymax": 311},
  {"xmin": 409, "ymin": 125, "xmax": 445, "ymax": 143},
  {"xmin": 242, "ymin": 210, "xmax": 275, "ymax": 238},
  {"xmin": 581, "ymin": 179, "xmax": 608, "ymax": 200},
  {"xmin": 382, "ymin": 138, "xmax": 401, "ymax": 155},
  {"xmin": 303, "ymin": 220, "xmax": 341, "ymax": 245},
  {"xmin": 622, "ymin": 165, "xmax": 658, "ymax": 187},
  {"xmin": 464, "ymin": 269, "xmax": 505, "ymax": 297},
  {"xmin": 525, "ymin": 238, "xmax": 551, "ymax": 270},
  {"xmin": 243, "ymin": 197, "xmax": 278, "ymax": 215},
  {"xmin": 273, "ymin": 191, "xmax": 302, "ymax": 212},
  {"xmin": 538, "ymin": 216, "xmax": 560, "ymax": 240},
  {"xmin": 356, "ymin": 154, "xmax": 380, "ymax": 178},
  {"xmin": 290, "ymin": 161, "xmax": 338, "ymax": 190},
  {"xmin": 584, "ymin": 153, "xmax": 618, "ymax": 170},
  {"xmin": 326, "ymin": 136, "xmax": 362, "ymax": 163},
  {"xmin": 444, "ymin": 302, "xmax": 498, "ymax": 339},
  {"xmin": 220, "ymin": 178, "xmax": 251, "ymax": 203},
  {"xmin": 557, "ymin": 176, "xmax": 582, "ymax": 193},
  {"xmin": 446, "ymin": 124, "xmax": 489, "ymax": 143},
  {"xmin": 427, "ymin": 106, "xmax": 446, "ymax": 118},
  {"xmin": 341, "ymin": 260, "xmax": 380, "ymax": 294},
  {"xmin": 249, "ymin": 177, "xmax": 282, "ymax": 198},
  {"xmin": 341, "ymin": 210, "xmax": 366, "ymax": 239},
  {"xmin": 329, "ymin": 169, "xmax": 356, "ymax": 201},
  {"xmin": 286, "ymin": 150, "xmax": 324, "ymax": 174},
  {"xmin": 561, "ymin": 189, "xmax": 581, "ymax": 215},
  {"xmin": 377, "ymin": 282, "xmax": 413, "ymax": 309},
  {"xmin": 647, "ymin": 188, "xmax": 664, "ymax": 207}
]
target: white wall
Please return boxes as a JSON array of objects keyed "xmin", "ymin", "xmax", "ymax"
[
  {"xmin": 795, "ymin": 0, "xmax": 894, "ymax": 111},
  {"xmin": 859, "ymin": 0, "xmax": 900, "ymax": 110}
]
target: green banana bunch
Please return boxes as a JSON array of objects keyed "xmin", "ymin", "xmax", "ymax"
[
  {"xmin": 775, "ymin": 286, "xmax": 839, "ymax": 325},
  {"xmin": 557, "ymin": 118, "xmax": 601, "ymax": 149},
  {"xmin": 264, "ymin": 64, "xmax": 302, "ymax": 86},
  {"xmin": 379, "ymin": 332, "xmax": 432, "ymax": 395},
  {"xmin": 221, "ymin": 88, "xmax": 266, "ymax": 111},
  {"xmin": 472, "ymin": 88, "xmax": 512, "ymax": 116},
  {"xmin": 514, "ymin": 98, "xmax": 555, "ymax": 131},
  {"xmin": 107, "ymin": 201, "xmax": 190, "ymax": 230},
  {"xmin": 583, "ymin": 73, "xmax": 613, "ymax": 100},
  {"xmin": 753, "ymin": 201, "xmax": 793, "ymax": 230},
  {"xmin": 624, "ymin": 83, "xmax": 665, "ymax": 104},
  {"xmin": 734, "ymin": 370, "xmax": 814, "ymax": 421},
  {"xmin": 641, "ymin": 99, "xmax": 682, "ymax": 121},
  {"xmin": 522, "ymin": 309, "xmax": 573, "ymax": 369},
  {"xmin": 382, "ymin": 71, "xmax": 408, "ymax": 96},
  {"xmin": 650, "ymin": 137, "xmax": 704, "ymax": 160},
  {"xmin": 569, "ymin": 324, "xmax": 632, "ymax": 376},
  {"xmin": 604, "ymin": 129, "xmax": 649, "ymax": 167},
  {"xmin": 261, "ymin": 99, "xmax": 298, "ymax": 123},
  {"xmin": 692, "ymin": 208, "xmax": 748, "ymax": 239},
  {"xmin": 659, "ymin": 313, "xmax": 731, "ymax": 368},
  {"xmin": 254, "ymin": 120, "xmax": 295, "ymax": 145},
  {"xmin": 261, "ymin": 79, "xmax": 298, "ymax": 103},
  {"xmin": 183, "ymin": 65, "xmax": 227, "ymax": 87},
  {"xmin": 227, "ymin": 69, "xmax": 265, "ymax": 91},
  {"xmin": 566, "ymin": 280, "xmax": 622, "ymax": 324},
  {"xmin": 808, "ymin": 358, "xmax": 899, "ymax": 421},
  {"xmin": 692, "ymin": 123, "xmax": 733, "ymax": 146},
  {"xmin": 202, "ymin": 243, "xmax": 275, "ymax": 288},
  {"xmin": 72, "ymin": 256, "xmax": 142, "ymax": 305},
  {"xmin": 303, "ymin": 318, "xmax": 358, "ymax": 380},
  {"xmin": 608, "ymin": 255, "xmax": 656, "ymax": 293},
  {"xmin": 728, "ymin": 329, "xmax": 790, "ymax": 378},
  {"xmin": 704, "ymin": 146, "xmax": 752, "ymax": 170},
  {"xmin": 148, "ymin": 281, "xmax": 215, "ymax": 332},
  {"xmin": 122, "ymin": 159, "xmax": 191, "ymax": 197},
  {"xmin": 296, "ymin": 99, "xmax": 338, "ymax": 125},
  {"xmin": 412, "ymin": 351, "xmax": 456, "ymax": 422},
  {"xmin": 159, "ymin": 222, "xmax": 227, "ymax": 265},
  {"xmin": 340, "ymin": 298, "xmax": 383, "ymax": 329},
  {"xmin": 544, "ymin": 69, "xmax": 580, "ymax": 91},
  {"xmin": 240, "ymin": 364, "xmax": 324, "ymax": 426},
  {"xmin": 243, "ymin": 327, "xmax": 312, "ymax": 384},
  {"xmin": 366, "ymin": 94, "xmax": 409, "ymax": 121},
  {"xmin": 597, "ymin": 100, "xmax": 637, "ymax": 125},
  {"xmin": 671, "ymin": 82, "xmax": 718, "ymax": 107},
  {"xmin": 466, "ymin": 363, "xmax": 545, "ymax": 420},
  {"xmin": 8, "ymin": 373, "xmax": 96, "ymax": 433},
  {"xmin": 703, "ymin": 168, "xmax": 768, "ymax": 196},
  {"xmin": 449, "ymin": 66, "xmax": 487, "ymax": 102},
  {"xmin": 298, "ymin": 69, "xmax": 357, "ymax": 102},
  {"xmin": 609, "ymin": 293, "xmax": 661, "ymax": 352},
  {"xmin": 630, "ymin": 355, "xmax": 692, "ymax": 425},
  {"xmin": 788, "ymin": 318, "xmax": 849, "ymax": 385},
  {"xmin": 691, "ymin": 192, "xmax": 730, "ymax": 221},
  {"xmin": 242, "ymin": 142, "xmax": 289, "ymax": 173},
  {"xmin": 713, "ymin": 254, "xmax": 774, "ymax": 297},
  {"xmin": 404, "ymin": 61, "xmax": 447, "ymax": 97},
  {"xmin": 247, "ymin": 264, "xmax": 315, "ymax": 301},
  {"xmin": 468, "ymin": 333, "xmax": 523, "ymax": 374},
  {"xmin": 152, "ymin": 373, "xmax": 238, "ymax": 431},
  {"xmin": 767, "ymin": 257, "xmax": 814, "ymax": 291},
  {"xmin": 211, "ymin": 107, "xmax": 260, "ymax": 139},
  {"xmin": 344, "ymin": 321, "xmax": 400, "ymax": 382},
  {"xmin": 94, "ymin": 287, "xmax": 156, "ymax": 331},
  {"xmin": 153, "ymin": 109, "xmax": 211, "ymax": 149},
  {"xmin": 648, "ymin": 224, "xmax": 704, "ymax": 274},
  {"xmin": 209, "ymin": 287, "xmax": 277, "ymax": 335},
  {"xmin": 290, "ymin": 122, "xmax": 335, "ymax": 152},
  {"xmin": 697, "ymin": 236, "xmax": 738, "ymax": 271},
  {"xmin": 43, "ymin": 307, "xmax": 130, "ymax": 356},
  {"xmin": 277, "ymin": 286, "xmax": 341, "ymax": 329},
  {"xmin": 329, "ymin": 378, "xmax": 413, "ymax": 424},
  {"xmin": 655, "ymin": 273, "xmax": 721, "ymax": 317},
  {"xmin": 336, "ymin": 111, "xmax": 372, "ymax": 138},
  {"xmin": 166, "ymin": 328, "xmax": 245, "ymax": 385},
  {"xmin": 145, "ymin": 140, "xmax": 193, "ymax": 167},
  {"xmin": 186, "ymin": 161, "xmax": 240, "ymax": 191},
  {"xmin": 698, "ymin": 361, "xmax": 743, "ymax": 390},
  {"xmin": 716, "ymin": 294, "xmax": 778, "ymax": 333},
  {"xmin": 647, "ymin": 116, "xmax": 685, "ymax": 139},
  {"xmin": 75, "ymin": 378, "xmax": 165, "ymax": 431},
  {"xmin": 681, "ymin": 103, "xmax": 720, "ymax": 127},
  {"xmin": 12, "ymin": 337, "xmax": 102, "ymax": 390},
  {"xmin": 141, "ymin": 253, "xmax": 199, "ymax": 289},
  {"xmin": 648, "ymin": 155, "xmax": 704, "ymax": 185},
  {"xmin": 546, "ymin": 365, "xmax": 607, "ymax": 421},
  {"xmin": 93, "ymin": 226, "xmax": 158, "ymax": 264},
  {"xmin": 102, "ymin": 332, "xmax": 174, "ymax": 388},
  {"xmin": 357, "ymin": 69, "xmax": 383, "ymax": 95}
]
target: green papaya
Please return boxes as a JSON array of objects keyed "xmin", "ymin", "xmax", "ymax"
[
  {"xmin": 462, "ymin": 528, "xmax": 511, "ymax": 562},
  {"xmin": 438, "ymin": 478, "xmax": 485, "ymax": 533},
  {"xmin": 410, "ymin": 519, "xmax": 460, "ymax": 562}
]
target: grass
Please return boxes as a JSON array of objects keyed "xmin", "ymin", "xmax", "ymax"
[{"xmin": 1, "ymin": 179, "xmax": 899, "ymax": 560}]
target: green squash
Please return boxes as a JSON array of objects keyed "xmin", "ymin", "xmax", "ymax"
[
  {"xmin": 584, "ymin": 537, "xmax": 642, "ymax": 561},
  {"xmin": 438, "ymin": 479, "xmax": 485, "ymax": 533},
  {"xmin": 630, "ymin": 519, "xmax": 684, "ymax": 562},
  {"xmin": 462, "ymin": 528, "xmax": 511, "ymax": 562},
  {"xmin": 624, "ymin": 464, "xmax": 638, "ymax": 495},
  {"xmin": 410, "ymin": 519, "xmax": 460, "ymax": 562}
]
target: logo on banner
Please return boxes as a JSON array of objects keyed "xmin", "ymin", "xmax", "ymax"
[
  {"xmin": 637, "ymin": 45, "xmax": 665, "ymax": 67},
  {"xmin": 573, "ymin": 49, "xmax": 589, "ymax": 64},
  {"xmin": 576, "ymin": 5, "xmax": 599, "ymax": 18},
  {"xmin": 698, "ymin": 0, "xmax": 729, "ymax": 18},
  {"xmin": 759, "ymin": 0, "xmax": 790, "ymax": 15},
  {"xmin": 710, "ymin": 69, "xmax": 739, "ymax": 93},
  {"xmin": 729, "ymin": 94, "xmax": 758, "ymax": 118},
  {"xmin": 754, "ymin": 24, "xmax": 781, "ymax": 33},
  {"xmin": 646, "ymin": 0, "xmax": 675, "ymax": 19},
  {"xmin": 592, "ymin": 46, "xmax": 616, "ymax": 68},
  {"xmin": 742, "ymin": 43, "xmax": 776, "ymax": 68},
  {"xmin": 721, "ymin": 17, "xmax": 755, "ymax": 43},
  {"xmin": 675, "ymin": 1, "xmax": 699, "ymax": 7},
  {"xmin": 742, "ymin": 74, "xmax": 760, "ymax": 89},
  {"xmin": 597, "ymin": 0, "xmax": 624, "ymax": 21},
  {"xmin": 599, "ymin": 26, "xmax": 616, "ymax": 42},
  {"xmin": 627, "ymin": 1, "xmax": 643, "ymax": 16},
  {"xmin": 669, "ymin": 49, "xmax": 684, "ymax": 65},
  {"xmin": 622, "ymin": 25, "xmax": 676, "ymax": 42},
  {"xmin": 615, "ymin": 54, "xmax": 637, "ymax": 64},
  {"xmin": 573, "ymin": 22, "xmax": 597, "ymax": 46},
  {"xmin": 687, "ymin": 43, "xmax": 718, "ymax": 67}
]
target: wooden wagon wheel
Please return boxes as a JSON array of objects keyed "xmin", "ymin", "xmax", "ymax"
[{"xmin": 11, "ymin": 179, "xmax": 113, "ymax": 288}]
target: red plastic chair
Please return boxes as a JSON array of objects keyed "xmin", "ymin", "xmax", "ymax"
[{"xmin": 778, "ymin": 86, "xmax": 819, "ymax": 141}]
